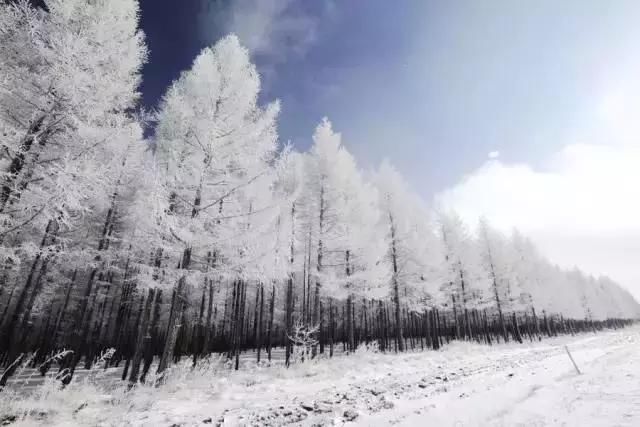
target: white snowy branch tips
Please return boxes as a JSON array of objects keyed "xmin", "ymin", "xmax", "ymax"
[
  {"xmin": 146, "ymin": 34, "xmax": 283, "ymax": 284},
  {"xmin": 0, "ymin": 0, "xmax": 147, "ymax": 263}
]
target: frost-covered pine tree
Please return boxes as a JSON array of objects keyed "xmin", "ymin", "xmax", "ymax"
[
  {"xmin": 508, "ymin": 229, "xmax": 548, "ymax": 328},
  {"xmin": 297, "ymin": 119, "xmax": 344, "ymax": 342},
  {"xmin": 373, "ymin": 160, "xmax": 433, "ymax": 351},
  {"xmin": 476, "ymin": 217, "xmax": 519, "ymax": 341},
  {"xmin": 436, "ymin": 212, "xmax": 485, "ymax": 340},
  {"xmin": 299, "ymin": 119, "xmax": 388, "ymax": 352},
  {"xmin": 152, "ymin": 34, "xmax": 280, "ymax": 372},
  {"xmin": 0, "ymin": 0, "xmax": 147, "ymax": 358}
]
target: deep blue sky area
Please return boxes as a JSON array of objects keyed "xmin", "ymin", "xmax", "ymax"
[
  {"xmin": 138, "ymin": 0, "xmax": 203, "ymax": 109},
  {"xmin": 138, "ymin": 0, "xmax": 640, "ymax": 197}
]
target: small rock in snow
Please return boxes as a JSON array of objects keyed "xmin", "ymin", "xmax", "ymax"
[
  {"xmin": 300, "ymin": 403, "xmax": 314, "ymax": 412},
  {"xmin": 202, "ymin": 418, "xmax": 212, "ymax": 424},
  {"xmin": 343, "ymin": 410, "xmax": 359, "ymax": 421},
  {"xmin": 1, "ymin": 415, "xmax": 17, "ymax": 426}
]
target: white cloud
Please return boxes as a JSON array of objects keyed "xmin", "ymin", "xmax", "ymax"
[
  {"xmin": 439, "ymin": 143, "xmax": 640, "ymax": 232},
  {"xmin": 488, "ymin": 151, "xmax": 500, "ymax": 159},
  {"xmin": 436, "ymin": 142, "xmax": 640, "ymax": 297},
  {"xmin": 437, "ymin": 52, "xmax": 640, "ymax": 298}
]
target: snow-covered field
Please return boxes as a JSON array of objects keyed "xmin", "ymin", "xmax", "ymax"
[{"xmin": 3, "ymin": 328, "xmax": 639, "ymax": 426}]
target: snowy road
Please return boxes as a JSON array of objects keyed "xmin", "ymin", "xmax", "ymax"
[
  {"xmin": 358, "ymin": 332, "xmax": 640, "ymax": 426},
  {"xmin": 219, "ymin": 329, "xmax": 640, "ymax": 427},
  {"xmin": 4, "ymin": 328, "xmax": 640, "ymax": 426}
]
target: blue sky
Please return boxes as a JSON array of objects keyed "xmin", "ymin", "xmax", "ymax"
[
  {"xmin": 140, "ymin": 0, "xmax": 639, "ymax": 195},
  {"xmin": 139, "ymin": 0, "xmax": 640, "ymax": 294}
]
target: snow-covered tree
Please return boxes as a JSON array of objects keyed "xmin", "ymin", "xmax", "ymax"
[
  {"xmin": 476, "ymin": 218, "xmax": 518, "ymax": 340},
  {"xmin": 152, "ymin": 34, "xmax": 280, "ymax": 372},
  {"xmin": 0, "ymin": 0, "xmax": 147, "ymax": 359},
  {"xmin": 373, "ymin": 160, "xmax": 436, "ymax": 351},
  {"xmin": 0, "ymin": 1, "xmax": 637, "ymax": 383},
  {"xmin": 297, "ymin": 119, "xmax": 389, "ymax": 351},
  {"xmin": 437, "ymin": 212, "xmax": 485, "ymax": 339}
]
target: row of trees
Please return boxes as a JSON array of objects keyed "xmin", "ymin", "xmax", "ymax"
[{"xmin": 0, "ymin": 0, "xmax": 638, "ymax": 383}]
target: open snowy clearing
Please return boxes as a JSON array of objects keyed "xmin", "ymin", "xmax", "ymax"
[{"xmin": 2, "ymin": 327, "xmax": 639, "ymax": 426}]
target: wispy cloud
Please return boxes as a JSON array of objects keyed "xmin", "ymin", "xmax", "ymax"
[{"xmin": 198, "ymin": 0, "xmax": 332, "ymax": 64}]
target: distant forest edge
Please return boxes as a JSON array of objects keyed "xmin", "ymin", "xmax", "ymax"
[{"xmin": 0, "ymin": 0, "xmax": 637, "ymax": 386}]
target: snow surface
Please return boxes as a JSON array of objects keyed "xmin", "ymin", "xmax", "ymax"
[{"xmin": 3, "ymin": 328, "xmax": 640, "ymax": 426}]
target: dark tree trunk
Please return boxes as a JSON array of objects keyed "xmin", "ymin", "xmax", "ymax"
[
  {"xmin": 258, "ymin": 285, "xmax": 265, "ymax": 364},
  {"xmin": 312, "ymin": 187, "xmax": 325, "ymax": 357},
  {"xmin": 157, "ymin": 277, "xmax": 185, "ymax": 376},
  {"xmin": 0, "ymin": 115, "xmax": 48, "ymax": 213},
  {"xmin": 141, "ymin": 289, "xmax": 162, "ymax": 383},
  {"xmin": 234, "ymin": 281, "xmax": 247, "ymax": 371},
  {"xmin": 202, "ymin": 281, "xmax": 214, "ymax": 355},
  {"xmin": 329, "ymin": 299, "xmax": 334, "ymax": 357},
  {"xmin": 192, "ymin": 285, "xmax": 206, "ymax": 367},
  {"xmin": 388, "ymin": 212, "xmax": 404, "ymax": 352},
  {"xmin": 128, "ymin": 288, "xmax": 154, "ymax": 385},
  {"xmin": 228, "ymin": 281, "xmax": 240, "ymax": 361},
  {"xmin": 284, "ymin": 278, "xmax": 293, "ymax": 366},
  {"xmin": 2, "ymin": 219, "xmax": 58, "ymax": 359},
  {"xmin": 267, "ymin": 285, "xmax": 275, "ymax": 362}
]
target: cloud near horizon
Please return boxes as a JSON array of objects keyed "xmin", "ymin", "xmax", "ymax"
[
  {"xmin": 437, "ymin": 53, "xmax": 640, "ymax": 298},
  {"xmin": 437, "ymin": 141, "xmax": 640, "ymax": 298}
]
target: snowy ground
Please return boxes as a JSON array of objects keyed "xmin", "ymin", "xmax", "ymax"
[{"xmin": 2, "ymin": 328, "xmax": 639, "ymax": 426}]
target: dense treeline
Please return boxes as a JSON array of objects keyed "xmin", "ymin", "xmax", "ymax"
[{"xmin": 0, "ymin": 0, "xmax": 638, "ymax": 386}]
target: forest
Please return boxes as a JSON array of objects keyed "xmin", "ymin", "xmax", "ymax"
[{"xmin": 0, "ymin": 0, "xmax": 638, "ymax": 391}]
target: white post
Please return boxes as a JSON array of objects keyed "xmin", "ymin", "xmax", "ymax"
[{"xmin": 564, "ymin": 345, "xmax": 581, "ymax": 375}]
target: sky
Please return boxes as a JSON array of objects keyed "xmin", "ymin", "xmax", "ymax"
[{"xmin": 138, "ymin": 0, "xmax": 640, "ymax": 297}]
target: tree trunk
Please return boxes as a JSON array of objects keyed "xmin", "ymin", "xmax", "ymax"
[
  {"xmin": 228, "ymin": 281, "xmax": 240, "ymax": 361},
  {"xmin": 2, "ymin": 219, "xmax": 57, "ymax": 358},
  {"xmin": 192, "ymin": 285, "xmax": 206, "ymax": 367},
  {"xmin": 0, "ymin": 115, "xmax": 48, "ymax": 213},
  {"xmin": 157, "ymin": 277, "xmax": 185, "ymax": 377},
  {"xmin": 284, "ymin": 278, "xmax": 293, "ymax": 367},
  {"xmin": 329, "ymin": 299, "xmax": 334, "ymax": 357},
  {"xmin": 388, "ymin": 212, "xmax": 404, "ymax": 352},
  {"xmin": 17, "ymin": 256, "xmax": 51, "ymax": 350},
  {"xmin": 234, "ymin": 281, "xmax": 247, "ymax": 371},
  {"xmin": 252, "ymin": 284, "xmax": 260, "ymax": 348},
  {"xmin": 258, "ymin": 285, "xmax": 265, "ymax": 364},
  {"xmin": 141, "ymin": 289, "xmax": 162, "ymax": 383},
  {"xmin": 127, "ymin": 288, "xmax": 154, "ymax": 384},
  {"xmin": 267, "ymin": 285, "xmax": 275, "ymax": 362},
  {"xmin": 203, "ymin": 281, "xmax": 214, "ymax": 355}
]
